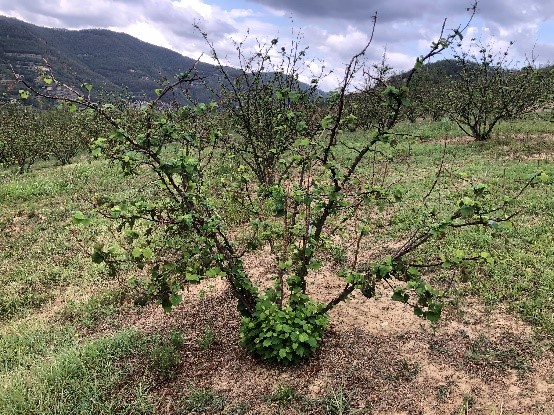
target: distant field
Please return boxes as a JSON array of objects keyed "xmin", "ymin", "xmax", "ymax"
[{"xmin": 1, "ymin": 118, "xmax": 553, "ymax": 414}]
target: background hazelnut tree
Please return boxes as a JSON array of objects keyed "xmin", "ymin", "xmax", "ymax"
[
  {"xmin": 198, "ymin": 26, "xmax": 325, "ymax": 187},
  {"xmin": 436, "ymin": 41, "xmax": 551, "ymax": 141}
]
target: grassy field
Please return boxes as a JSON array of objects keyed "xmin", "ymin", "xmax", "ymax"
[{"xmin": 0, "ymin": 118, "xmax": 553, "ymax": 414}]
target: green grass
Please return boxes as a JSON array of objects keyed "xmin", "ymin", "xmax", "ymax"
[
  {"xmin": 393, "ymin": 113, "xmax": 554, "ymax": 140},
  {"xmin": 0, "ymin": 159, "xmax": 155, "ymax": 321},
  {"xmin": 267, "ymin": 383, "xmax": 298, "ymax": 405},
  {"xmin": 393, "ymin": 117, "xmax": 462, "ymax": 139},
  {"xmin": 0, "ymin": 329, "xmax": 154, "ymax": 415},
  {"xmin": 0, "ymin": 320, "xmax": 76, "ymax": 373},
  {"xmin": 332, "ymin": 118, "xmax": 554, "ymax": 334},
  {"xmin": 0, "ymin": 325, "xmax": 192, "ymax": 414},
  {"xmin": 57, "ymin": 288, "xmax": 125, "ymax": 329},
  {"xmin": 180, "ymin": 387, "xmax": 225, "ymax": 414}
]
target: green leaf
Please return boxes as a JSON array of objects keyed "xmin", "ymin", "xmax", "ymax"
[
  {"xmin": 392, "ymin": 290, "xmax": 409, "ymax": 303},
  {"xmin": 142, "ymin": 247, "xmax": 154, "ymax": 260},
  {"xmin": 131, "ymin": 247, "xmax": 142, "ymax": 258},
  {"xmin": 393, "ymin": 188, "xmax": 403, "ymax": 202},
  {"xmin": 361, "ymin": 282, "xmax": 375, "ymax": 299},
  {"xmin": 539, "ymin": 171, "xmax": 550, "ymax": 183},
  {"xmin": 110, "ymin": 206, "xmax": 122, "ymax": 218},
  {"xmin": 278, "ymin": 260, "xmax": 292, "ymax": 270},
  {"xmin": 306, "ymin": 337, "xmax": 317, "ymax": 348},
  {"xmin": 72, "ymin": 211, "xmax": 91, "ymax": 225},
  {"xmin": 307, "ymin": 260, "xmax": 322, "ymax": 271},
  {"xmin": 43, "ymin": 77, "xmax": 53, "ymax": 85},
  {"xmin": 479, "ymin": 251, "xmax": 494, "ymax": 265},
  {"xmin": 169, "ymin": 293, "xmax": 182, "ymax": 306},
  {"xmin": 206, "ymin": 267, "xmax": 225, "ymax": 277},
  {"xmin": 161, "ymin": 299, "xmax": 172, "ymax": 312},
  {"xmin": 185, "ymin": 273, "xmax": 201, "ymax": 283},
  {"xmin": 459, "ymin": 205, "xmax": 474, "ymax": 218},
  {"xmin": 407, "ymin": 267, "xmax": 419, "ymax": 277},
  {"xmin": 472, "ymin": 183, "xmax": 488, "ymax": 196},
  {"xmin": 321, "ymin": 115, "xmax": 334, "ymax": 130},
  {"xmin": 91, "ymin": 147, "xmax": 102, "ymax": 158},
  {"xmin": 425, "ymin": 311, "xmax": 441, "ymax": 322},
  {"xmin": 293, "ymin": 138, "xmax": 310, "ymax": 147},
  {"xmin": 18, "ymin": 90, "xmax": 30, "ymax": 100},
  {"xmin": 289, "ymin": 91, "xmax": 299, "ymax": 103},
  {"xmin": 177, "ymin": 214, "xmax": 192, "ymax": 225}
]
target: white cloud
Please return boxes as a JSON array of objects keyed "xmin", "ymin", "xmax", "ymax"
[
  {"xmin": 1, "ymin": 0, "xmax": 553, "ymax": 89},
  {"xmin": 227, "ymin": 8, "xmax": 256, "ymax": 19},
  {"xmin": 174, "ymin": 0, "xmax": 213, "ymax": 19},
  {"xmin": 116, "ymin": 21, "xmax": 173, "ymax": 50},
  {"xmin": 385, "ymin": 51, "xmax": 417, "ymax": 71},
  {"xmin": 325, "ymin": 27, "xmax": 371, "ymax": 59}
]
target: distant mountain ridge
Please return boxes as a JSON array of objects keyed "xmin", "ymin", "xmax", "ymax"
[{"xmin": 0, "ymin": 15, "xmax": 237, "ymax": 102}]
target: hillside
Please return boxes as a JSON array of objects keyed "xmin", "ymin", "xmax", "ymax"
[{"xmin": 0, "ymin": 16, "xmax": 236, "ymax": 102}]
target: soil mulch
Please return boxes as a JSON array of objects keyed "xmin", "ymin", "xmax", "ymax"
[{"xmin": 112, "ymin": 277, "xmax": 554, "ymax": 415}]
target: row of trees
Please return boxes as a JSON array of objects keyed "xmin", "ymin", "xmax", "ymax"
[
  {"xmin": 3, "ymin": 39, "xmax": 552, "ymax": 174},
  {"xmin": 352, "ymin": 41, "xmax": 552, "ymax": 141},
  {"xmin": 11, "ymin": 5, "xmax": 552, "ymax": 365},
  {"xmin": 0, "ymin": 104, "xmax": 111, "ymax": 173}
]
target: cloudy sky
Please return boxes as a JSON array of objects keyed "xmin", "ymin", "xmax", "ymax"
[{"xmin": 1, "ymin": 0, "xmax": 554, "ymax": 90}]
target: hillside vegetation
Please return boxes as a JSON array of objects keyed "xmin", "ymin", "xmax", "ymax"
[{"xmin": 0, "ymin": 16, "xmax": 234, "ymax": 101}]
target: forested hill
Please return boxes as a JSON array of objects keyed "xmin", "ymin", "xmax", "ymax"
[
  {"xmin": 391, "ymin": 57, "xmax": 553, "ymax": 85},
  {"xmin": 0, "ymin": 16, "xmax": 238, "ymax": 102}
]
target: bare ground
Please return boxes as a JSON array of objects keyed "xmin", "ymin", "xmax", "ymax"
[{"xmin": 107, "ymin": 262, "xmax": 554, "ymax": 415}]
